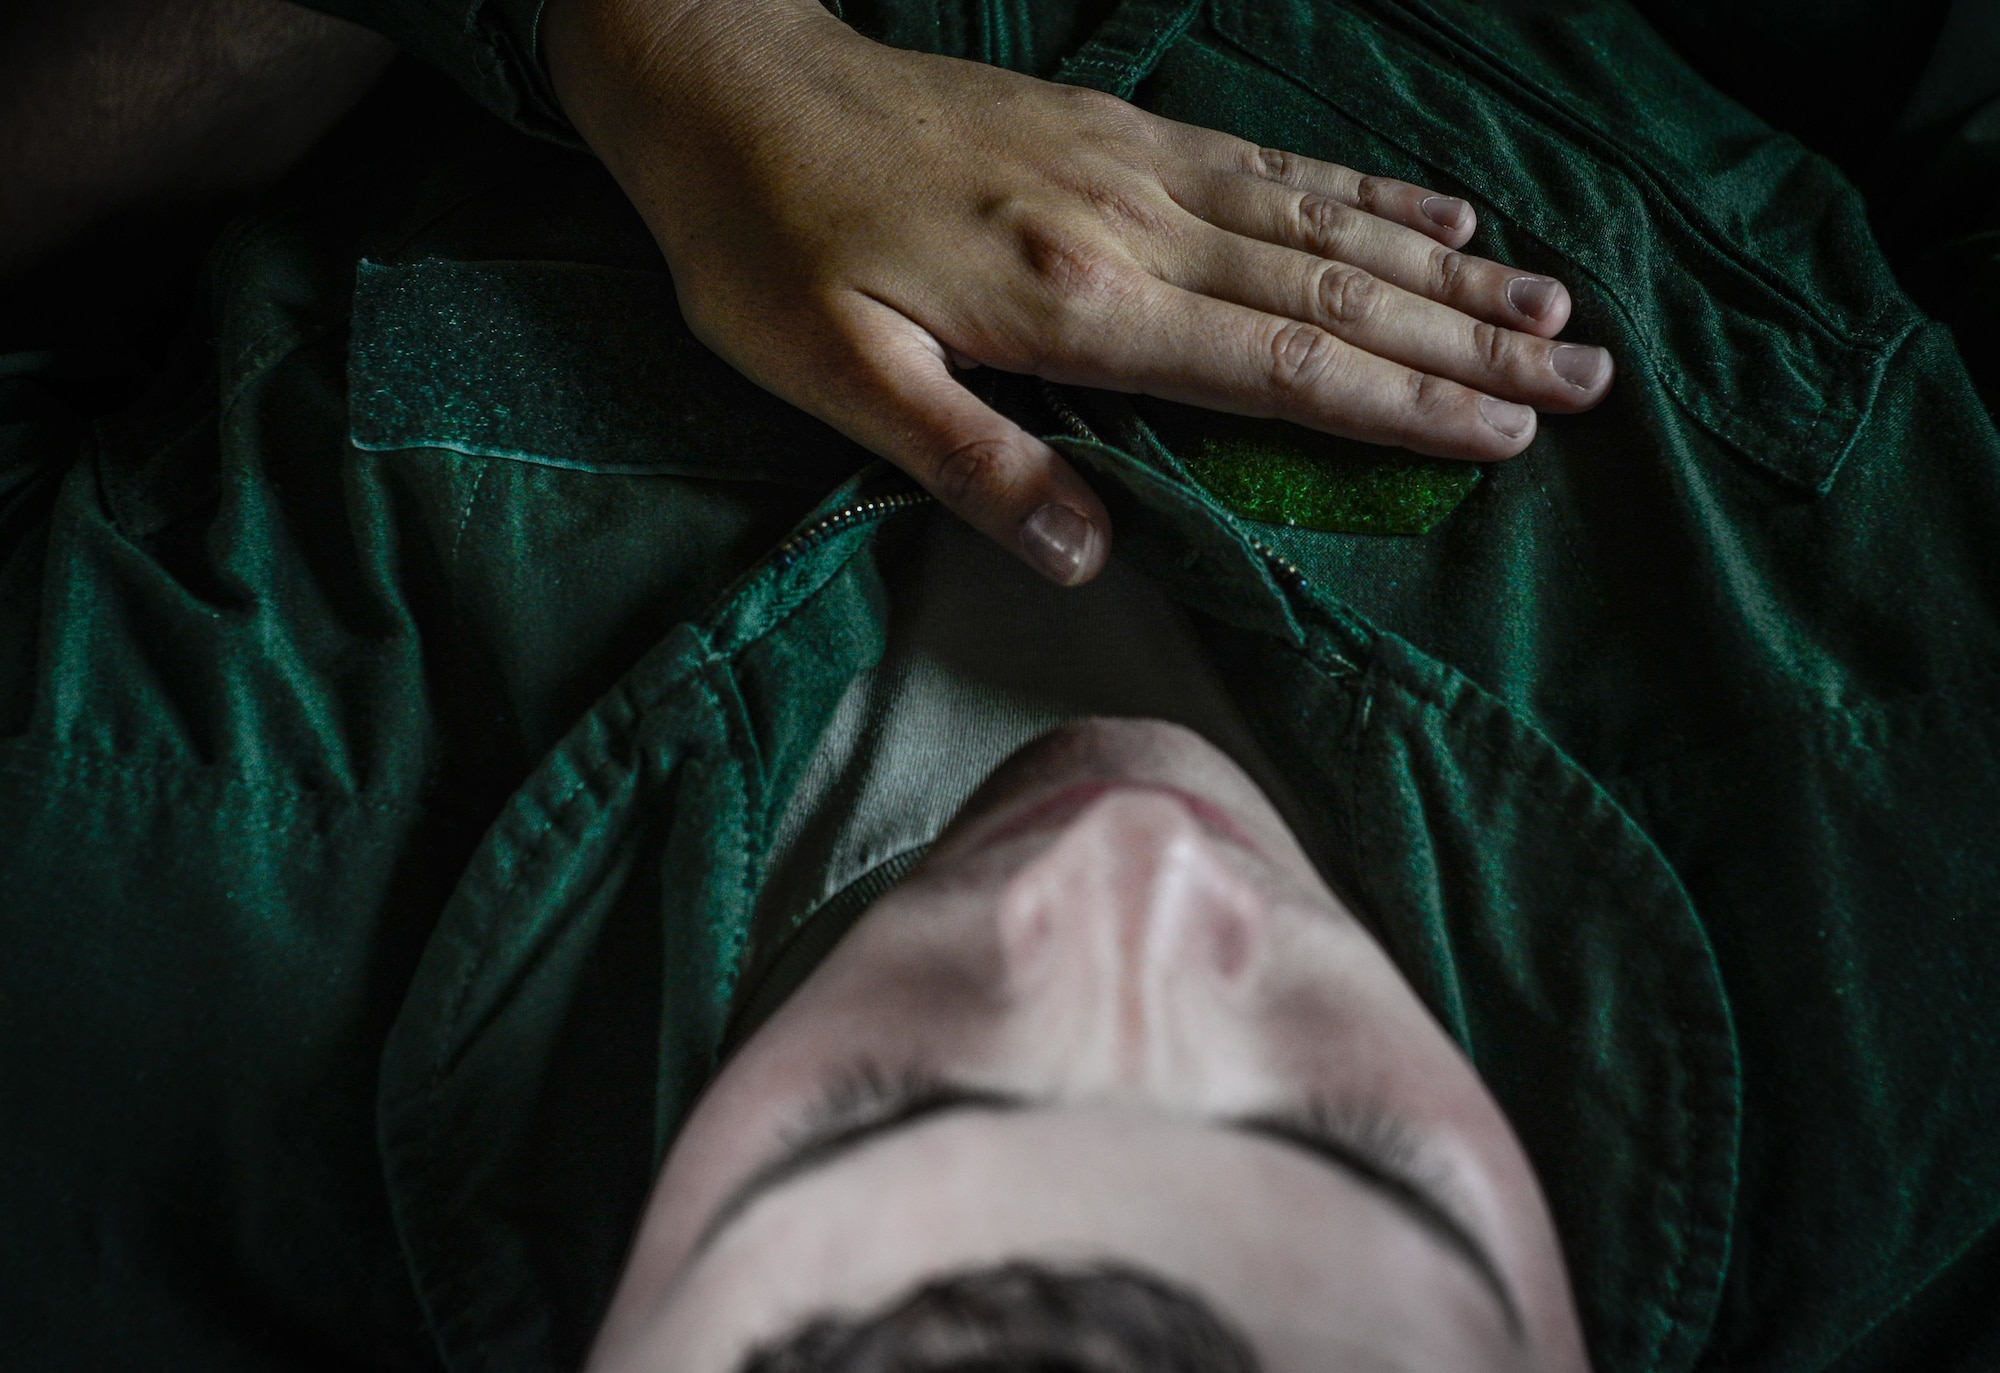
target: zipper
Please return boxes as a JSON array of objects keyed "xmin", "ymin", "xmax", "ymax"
[
  {"xmin": 768, "ymin": 476, "xmax": 1306, "ymax": 594},
  {"xmin": 1250, "ymin": 539, "xmax": 1309, "ymax": 593},
  {"xmin": 1043, "ymin": 382, "xmax": 1312, "ymax": 594},
  {"xmin": 1041, "ymin": 382, "xmax": 1100, "ymax": 445},
  {"xmin": 772, "ymin": 490, "xmax": 933, "ymax": 569}
]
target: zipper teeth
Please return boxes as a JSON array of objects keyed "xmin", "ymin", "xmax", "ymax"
[
  {"xmin": 773, "ymin": 491, "xmax": 932, "ymax": 567},
  {"xmin": 1044, "ymin": 383, "xmax": 1311, "ymax": 594},
  {"xmin": 1041, "ymin": 383, "xmax": 1101, "ymax": 444},
  {"xmin": 1250, "ymin": 539, "xmax": 1309, "ymax": 591}
]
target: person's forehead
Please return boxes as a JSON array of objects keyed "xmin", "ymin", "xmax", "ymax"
[{"xmin": 666, "ymin": 1107, "xmax": 1519, "ymax": 1372}]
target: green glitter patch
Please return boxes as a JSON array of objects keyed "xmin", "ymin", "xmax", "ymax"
[{"xmin": 1147, "ymin": 406, "xmax": 1481, "ymax": 535}]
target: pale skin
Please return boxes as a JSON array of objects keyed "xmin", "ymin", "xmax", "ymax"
[
  {"xmin": 586, "ymin": 719, "xmax": 1592, "ymax": 1373},
  {"xmin": 541, "ymin": 0, "xmax": 1615, "ymax": 585}
]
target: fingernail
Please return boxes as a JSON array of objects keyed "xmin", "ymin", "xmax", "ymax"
[
  {"xmin": 1421, "ymin": 195, "xmax": 1470, "ymax": 233},
  {"xmin": 1479, "ymin": 396, "xmax": 1535, "ymax": 440},
  {"xmin": 1506, "ymin": 275, "xmax": 1560, "ymax": 320},
  {"xmin": 1020, "ymin": 503, "xmax": 1102, "ymax": 585},
  {"xmin": 1551, "ymin": 343, "xmax": 1610, "ymax": 390}
]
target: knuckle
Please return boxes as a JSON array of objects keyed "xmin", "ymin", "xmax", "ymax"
[
  {"xmin": 1249, "ymin": 145, "xmax": 1307, "ymax": 185},
  {"xmin": 1267, "ymin": 321, "xmax": 1343, "ymax": 397},
  {"xmin": 930, "ymin": 435, "xmax": 1015, "ymax": 508},
  {"xmin": 1470, "ymin": 320, "xmax": 1510, "ymax": 370},
  {"xmin": 1080, "ymin": 182, "xmax": 1171, "ymax": 236},
  {"xmin": 1063, "ymin": 86, "xmax": 1158, "ymax": 150},
  {"xmin": 1315, "ymin": 263, "xmax": 1384, "ymax": 327},
  {"xmin": 1405, "ymin": 368, "xmax": 1458, "ymax": 419},
  {"xmin": 1295, "ymin": 197, "xmax": 1365, "ymax": 259},
  {"xmin": 1293, "ymin": 192, "xmax": 1344, "ymax": 242},
  {"xmin": 1018, "ymin": 219, "xmax": 1127, "ymax": 300},
  {"xmin": 1353, "ymin": 174, "xmax": 1397, "ymax": 214},
  {"xmin": 1430, "ymin": 247, "xmax": 1474, "ymax": 298}
]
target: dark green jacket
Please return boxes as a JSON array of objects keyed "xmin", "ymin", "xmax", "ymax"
[{"xmin": 3, "ymin": 2, "xmax": 1998, "ymax": 1371}]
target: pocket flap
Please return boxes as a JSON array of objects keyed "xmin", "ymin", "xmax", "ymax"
[
  {"xmin": 1206, "ymin": 0, "xmax": 1917, "ymax": 494},
  {"xmin": 348, "ymin": 258, "xmax": 867, "ymax": 489}
]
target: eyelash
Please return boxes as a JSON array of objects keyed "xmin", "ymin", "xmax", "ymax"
[
  {"xmin": 1261, "ymin": 1096, "xmax": 1429, "ymax": 1180},
  {"xmin": 791, "ymin": 1057, "xmax": 1448, "ymax": 1202},
  {"xmin": 788, "ymin": 1058, "xmax": 960, "ymax": 1144}
]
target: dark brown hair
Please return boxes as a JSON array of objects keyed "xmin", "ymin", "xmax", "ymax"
[{"xmin": 736, "ymin": 1260, "xmax": 1262, "ymax": 1373}]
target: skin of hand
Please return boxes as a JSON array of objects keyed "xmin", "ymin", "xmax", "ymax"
[
  {"xmin": 542, "ymin": 0, "xmax": 1615, "ymax": 585},
  {"xmin": 582, "ymin": 718, "xmax": 1593, "ymax": 1373}
]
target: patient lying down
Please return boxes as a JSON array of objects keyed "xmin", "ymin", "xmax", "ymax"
[{"xmin": 587, "ymin": 719, "xmax": 1588, "ymax": 1373}]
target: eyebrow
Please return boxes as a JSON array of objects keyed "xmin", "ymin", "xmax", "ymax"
[{"xmin": 694, "ymin": 1088, "xmax": 1522, "ymax": 1336}]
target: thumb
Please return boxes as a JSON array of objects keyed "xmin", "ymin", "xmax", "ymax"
[{"xmin": 825, "ymin": 298, "xmax": 1112, "ymax": 586}]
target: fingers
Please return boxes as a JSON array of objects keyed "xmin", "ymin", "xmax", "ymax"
[
  {"xmin": 1153, "ymin": 127, "xmax": 1575, "ymax": 339},
  {"xmin": 1050, "ymin": 271, "xmax": 1541, "ymax": 461},
  {"xmin": 1164, "ymin": 126, "xmax": 1479, "ymax": 249},
  {"xmin": 1168, "ymin": 226, "xmax": 1613, "ymax": 412},
  {"xmin": 1169, "ymin": 168, "xmax": 1573, "ymax": 338},
  {"xmin": 825, "ymin": 296, "xmax": 1112, "ymax": 586}
]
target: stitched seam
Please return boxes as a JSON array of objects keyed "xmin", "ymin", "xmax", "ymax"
[
  {"xmin": 1203, "ymin": 19, "xmax": 1849, "ymax": 465},
  {"xmin": 1382, "ymin": 669, "xmax": 1720, "ymax": 1367},
  {"xmin": 411, "ymin": 695, "xmax": 666, "ymax": 1355},
  {"xmin": 1818, "ymin": 1212, "xmax": 2000, "ymax": 1372},
  {"xmin": 1369, "ymin": 665, "xmax": 1733, "ymax": 1364},
  {"xmin": 0, "ymin": 742, "xmax": 419, "ymax": 801},
  {"xmin": 1246, "ymin": 0, "xmax": 1891, "ymax": 348},
  {"xmin": 1305, "ymin": 624, "xmax": 1735, "ymax": 1368},
  {"xmin": 710, "ymin": 665, "xmax": 759, "ymax": 1024},
  {"xmin": 1613, "ymin": 662, "xmax": 2000, "ymax": 790},
  {"xmin": 448, "ymin": 463, "xmax": 489, "ymax": 578},
  {"xmin": 419, "ymin": 624, "xmax": 730, "ymax": 1094}
]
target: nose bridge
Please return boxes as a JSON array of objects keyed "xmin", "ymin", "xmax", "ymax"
[{"xmin": 1002, "ymin": 793, "xmax": 1259, "ymax": 1084}]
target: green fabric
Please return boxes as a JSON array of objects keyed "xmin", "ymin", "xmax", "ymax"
[
  {"xmin": 295, "ymin": 0, "xmax": 574, "ymax": 144},
  {"xmin": 1620, "ymin": 0, "xmax": 1970, "ymax": 178},
  {"xmin": 1148, "ymin": 406, "xmax": 1482, "ymax": 533},
  {"xmin": 4, "ymin": 2, "xmax": 2000, "ymax": 1373},
  {"xmin": 350, "ymin": 258, "xmax": 867, "ymax": 487},
  {"xmin": 1038, "ymin": 0, "xmax": 1481, "ymax": 537}
]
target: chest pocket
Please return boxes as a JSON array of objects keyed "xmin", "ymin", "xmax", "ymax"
[
  {"xmin": 348, "ymin": 257, "xmax": 868, "ymax": 489},
  {"xmin": 1104, "ymin": 0, "xmax": 1918, "ymax": 495}
]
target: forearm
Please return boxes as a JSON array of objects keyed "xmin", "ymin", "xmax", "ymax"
[{"xmin": 541, "ymin": 0, "xmax": 844, "ymax": 233}]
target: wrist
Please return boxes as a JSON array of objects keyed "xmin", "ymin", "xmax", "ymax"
[{"xmin": 543, "ymin": 0, "xmax": 844, "ymax": 166}]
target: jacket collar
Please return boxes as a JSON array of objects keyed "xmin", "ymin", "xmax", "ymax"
[{"xmin": 377, "ymin": 397, "xmax": 1740, "ymax": 1373}]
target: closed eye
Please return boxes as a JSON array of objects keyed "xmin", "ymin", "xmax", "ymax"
[
  {"xmin": 1232, "ymin": 1107, "xmax": 1521, "ymax": 1337},
  {"xmin": 690, "ymin": 1059, "xmax": 1521, "ymax": 1340}
]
